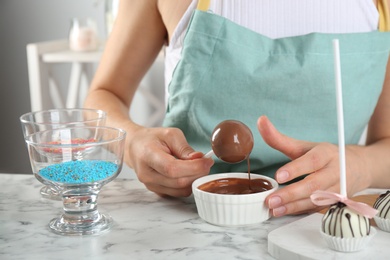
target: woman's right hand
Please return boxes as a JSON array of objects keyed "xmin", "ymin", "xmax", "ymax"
[{"xmin": 125, "ymin": 126, "xmax": 214, "ymax": 197}]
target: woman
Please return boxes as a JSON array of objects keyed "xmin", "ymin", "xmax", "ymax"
[{"xmin": 85, "ymin": 0, "xmax": 390, "ymax": 217}]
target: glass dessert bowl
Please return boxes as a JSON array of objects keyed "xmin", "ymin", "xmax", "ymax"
[
  {"xmin": 20, "ymin": 108, "xmax": 106, "ymax": 200},
  {"xmin": 24, "ymin": 126, "xmax": 125, "ymax": 236},
  {"xmin": 192, "ymin": 172, "xmax": 278, "ymax": 226}
]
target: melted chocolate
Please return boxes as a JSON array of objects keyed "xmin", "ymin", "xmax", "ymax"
[
  {"xmin": 211, "ymin": 120, "xmax": 254, "ymax": 163},
  {"xmin": 198, "ymin": 177, "xmax": 273, "ymax": 195}
]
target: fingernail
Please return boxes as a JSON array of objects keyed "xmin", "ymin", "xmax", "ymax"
[
  {"xmin": 187, "ymin": 151, "xmax": 202, "ymax": 159},
  {"xmin": 277, "ymin": 170, "xmax": 289, "ymax": 183},
  {"xmin": 188, "ymin": 151, "xmax": 197, "ymax": 157},
  {"xmin": 273, "ymin": 206, "xmax": 287, "ymax": 217},
  {"xmin": 268, "ymin": 196, "xmax": 282, "ymax": 208}
]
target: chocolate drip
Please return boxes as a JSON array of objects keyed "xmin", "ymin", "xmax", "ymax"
[
  {"xmin": 210, "ymin": 120, "xmax": 255, "ymax": 191},
  {"xmin": 247, "ymin": 157, "xmax": 251, "ymax": 190}
]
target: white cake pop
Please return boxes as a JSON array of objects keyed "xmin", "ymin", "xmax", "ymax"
[
  {"xmin": 373, "ymin": 190, "xmax": 390, "ymax": 232},
  {"xmin": 322, "ymin": 202, "xmax": 370, "ymax": 238},
  {"xmin": 373, "ymin": 190, "xmax": 390, "ymax": 219},
  {"xmin": 311, "ymin": 190, "xmax": 378, "ymax": 252}
]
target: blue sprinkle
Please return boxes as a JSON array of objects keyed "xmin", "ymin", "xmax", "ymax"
[{"xmin": 39, "ymin": 160, "xmax": 118, "ymax": 184}]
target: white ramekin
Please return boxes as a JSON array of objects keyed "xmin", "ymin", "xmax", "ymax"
[{"xmin": 192, "ymin": 172, "xmax": 278, "ymax": 226}]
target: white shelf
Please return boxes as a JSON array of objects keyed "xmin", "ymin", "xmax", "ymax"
[
  {"xmin": 42, "ymin": 48, "xmax": 103, "ymax": 63},
  {"xmin": 27, "ymin": 39, "xmax": 166, "ymax": 127}
]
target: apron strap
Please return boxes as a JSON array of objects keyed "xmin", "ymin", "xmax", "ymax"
[
  {"xmin": 378, "ymin": 0, "xmax": 390, "ymax": 31},
  {"xmin": 197, "ymin": 0, "xmax": 210, "ymax": 11}
]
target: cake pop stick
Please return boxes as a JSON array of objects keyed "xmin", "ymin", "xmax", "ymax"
[
  {"xmin": 333, "ymin": 39, "xmax": 347, "ymax": 197},
  {"xmin": 311, "ymin": 39, "xmax": 378, "ymax": 215},
  {"xmin": 203, "ymin": 150, "xmax": 214, "ymax": 159},
  {"xmin": 310, "ymin": 39, "xmax": 378, "ymax": 252}
]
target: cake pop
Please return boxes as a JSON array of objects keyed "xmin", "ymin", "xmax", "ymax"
[
  {"xmin": 321, "ymin": 202, "xmax": 370, "ymax": 238},
  {"xmin": 205, "ymin": 120, "xmax": 254, "ymax": 163},
  {"xmin": 373, "ymin": 190, "xmax": 390, "ymax": 219},
  {"xmin": 373, "ymin": 190, "xmax": 390, "ymax": 232},
  {"xmin": 311, "ymin": 190, "xmax": 378, "ymax": 252}
]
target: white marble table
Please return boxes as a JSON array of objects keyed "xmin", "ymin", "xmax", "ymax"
[{"xmin": 0, "ymin": 172, "xmax": 304, "ymax": 260}]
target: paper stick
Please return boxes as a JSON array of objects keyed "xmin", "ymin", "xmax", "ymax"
[
  {"xmin": 333, "ymin": 39, "xmax": 347, "ymax": 197},
  {"xmin": 203, "ymin": 150, "xmax": 214, "ymax": 158}
]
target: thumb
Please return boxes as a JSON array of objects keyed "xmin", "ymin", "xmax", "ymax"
[
  {"xmin": 166, "ymin": 130, "xmax": 205, "ymax": 160},
  {"xmin": 181, "ymin": 150, "xmax": 205, "ymax": 160},
  {"xmin": 257, "ymin": 115, "xmax": 314, "ymax": 160}
]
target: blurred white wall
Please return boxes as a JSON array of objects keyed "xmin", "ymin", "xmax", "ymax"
[{"xmin": 0, "ymin": 0, "xmax": 165, "ymax": 174}]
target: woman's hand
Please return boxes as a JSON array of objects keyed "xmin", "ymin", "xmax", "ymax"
[
  {"xmin": 82, "ymin": 0, "xmax": 213, "ymax": 197},
  {"xmin": 257, "ymin": 115, "xmax": 371, "ymax": 217},
  {"xmin": 126, "ymin": 126, "xmax": 214, "ymax": 197}
]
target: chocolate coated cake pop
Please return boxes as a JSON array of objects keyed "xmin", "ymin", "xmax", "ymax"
[{"xmin": 211, "ymin": 120, "xmax": 253, "ymax": 163}]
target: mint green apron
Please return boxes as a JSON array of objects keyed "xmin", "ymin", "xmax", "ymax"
[{"xmin": 163, "ymin": 10, "xmax": 390, "ymax": 177}]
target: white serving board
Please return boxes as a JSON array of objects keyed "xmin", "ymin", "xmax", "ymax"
[{"xmin": 268, "ymin": 213, "xmax": 389, "ymax": 260}]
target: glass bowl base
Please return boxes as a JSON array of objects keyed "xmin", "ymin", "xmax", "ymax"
[
  {"xmin": 40, "ymin": 186, "xmax": 61, "ymax": 201},
  {"xmin": 49, "ymin": 213, "xmax": 113, "ymax": 236}
]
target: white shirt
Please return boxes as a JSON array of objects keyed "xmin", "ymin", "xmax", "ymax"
[{"xmin": 164, "ymin": 0, "xmax": 379, "ymax": 101}]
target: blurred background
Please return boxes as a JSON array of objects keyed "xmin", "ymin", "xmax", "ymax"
[{"xmin": 0, "ymin": 0, "xmax": 165, "ymax": 174}]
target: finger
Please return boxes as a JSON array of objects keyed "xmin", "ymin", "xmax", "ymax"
[
  {"xmin": 271, "ymin": 197, "xmax": 321, "ymax": 217},
  {"xmin": 137, "ymin": 130, "xmax": 213, "ymax": 179},
  {"xmin": 138, "ymin": 164, "xmax": 207, "ymax": 191},
  {"xmin": 275, "ymin": 142, "xmax": 337, "ymax": 183},
  {"xmin": 161, "ymin": 128, "xmax": 201, "ymax": 160},
  {"xmin": 145, "ymin": 183, "xmax": 194, "ymax": 197},
  {"xmin": 257, "ymin": 115, "xmax": 314, "ymax": 159},
  {"xmin": 148, "ymin": 149, "xmax": 214, "ymax": 179},
  {"xmin": 188, "ymin": 151, "xmax": 206, "ymax": 159},
  {"xmin": 138, "ymin": 165, "xmax": 208, "ymax": 197},
  {"xmin": 266, "ymin": 172, "xmax": 339, "ymax": 210}
]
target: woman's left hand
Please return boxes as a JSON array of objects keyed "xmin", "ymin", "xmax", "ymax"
[{"xmin": 257, "ymin": 115, "xmax": 371, "ymax": 217}]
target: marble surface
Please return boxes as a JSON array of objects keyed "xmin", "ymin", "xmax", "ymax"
[{"xmin": 0, "ymin": 172, "xmax": 302, "ymax": 260}]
